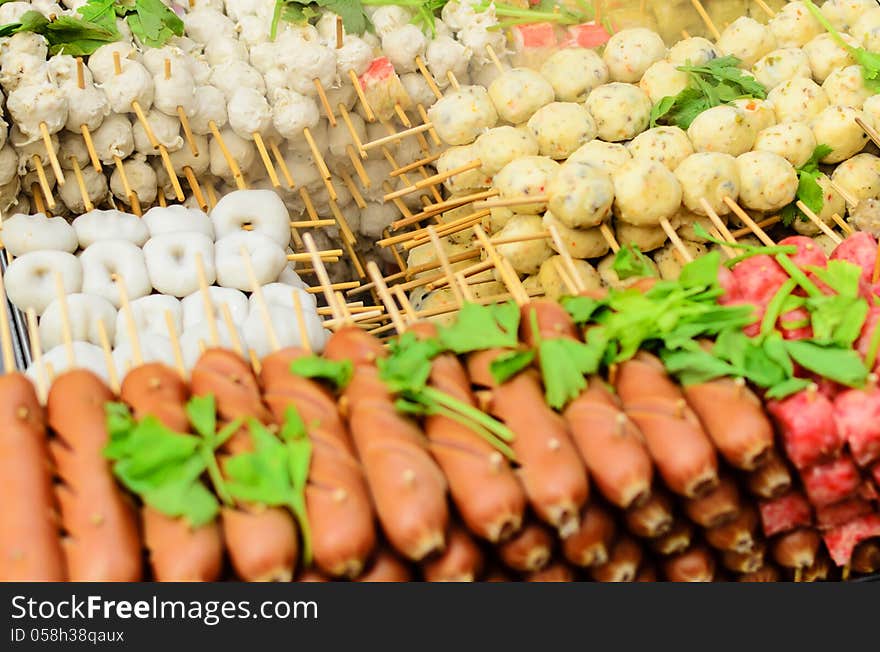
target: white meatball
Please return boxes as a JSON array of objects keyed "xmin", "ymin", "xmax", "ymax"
[
  {"xmin": 112, "ymin": 294, "xmax": 180, "ymax": 346},
  {"xmin": 752, "ymin": 48, "xmax": 812, "ymax": 90},
  {"xmin": 717, "ymin": 17, "xmax": 777, "ymax": 68},
  {"xmin": 73, "ymin": 209, "xmax": 149, "ymax": 248},
  {"xmin": 853, "ymin": 7, "xmax": 880, "ymax": 52},
  {"xmin": 214, "ymin": 231, "xmax": 286, "ymax": 290},
  {"xmin": 436, "ymin": 145, "xmax": 491, "ymax": 193},
  {"xmin": 426, "ymin": 35, "xmax": 471, "ymax": 90},
  {"xmin": 768, "ymin": 76, "xmax": 830, "ymax": 123},
  {"xmin": 184, "ymin": 8, "xmax": 236, "ymax": 44},
  {"xmin": 271, "ymin": 88, "xmax": 320, "ymax": 140},
  {"xmin": 568, "ymin": 140, "xmax": 632, "ymax": 174},
  {"xmin": 639, "ymin": 60, "xmax": 689, "ymax": 104},
  {"xmin": 540, "ymin": 48, "xmax": 609, "ymax": 102},
  {"xmin": 209, "ymin": 128, "xmax": 255, "ymax": 181},
  {"xmin": 111, "ymin": 157, "xmax": 157, "ymax": 206},
  {"xmin": 153, "ymin": 68, "xmax": 197, "ymax": 117},
  {"xmin": 113, "ymin": 334, "xmax": 176, "ymax": 381},
  {"xmin": 736, "ymin": 151, "xmax": 798, "ymax": 212},
  {"xmin": 336, "ymin": 36, "xmax": 373, "ymax": 77},
  {"xmin": 400, "ymin": 72, "xmax": 438, "ymax": 108},
  {"xmin": 281, "ymin": 42, "xmax": 336, "ymax": 95},
  {"xmin": 6, "ymin": 81, "xmax": 67, "ymax": 141},
  {"xmin": 427, "ymin": 86, "xmax": 498, "ymax": 146},
  {"xmin": 627, "ymin": 126, "xmax": 694, "ymax": 171},
  {"xmin": 754, "ymin": 122, "xmax": 817, "ymax": 167},
  {"xmin": 547, "ymin": 161, "xmax": 614, "ymax": 229},
  {"xmin": 210, "ymin": 60, "xmax": 265, "ymax": 102},
  {"xmin": 143, "ymin": 232, "xmax": 216, "ymax": 298},
  {"xmin": 62, "ymin": 84, "xmax": 110, "ymax": 133},
  {"xmin": 168, "ymin": 135, "xmax": 209, "ymax": 175},
  {"xmin": 612, "ymin": 159, "xmax": 682, "ymax": 226},
  {"xmin": 371, "ymin": 5, "xmax": 413, "ymax": 38},
  {"xmin": 823, "ymin": 65, "xmax": 873, "ymax": 109},
  {"xmin": 527, "ymin": 102, "xmax": 596, "ymax": 160},
  {"xmin": 132, "ymin": 108, "xmax": 183, "ymax": 154},
  {"xmin": 100, "ymin": 63, "xmax": 154, "ymax": 114},
  {"xmin": 493, "ymin": 156, "xmax": 559, "ymax": 215},
  {"xmin": 769, "ymin": 2, "xmax": 824, "ymax": 48},
  {"xmin": 189, "ymin": 85, "xmax": 228, "ymax": 135},
  {"xmin": 205, "ymin": 36, "xmax": 249, "ymax": 66},
  {"xmin": 803, "ymin": 33, "xmax": 857, "ymax": 83},
  {"xmin": 458, "ymin": 25, "xmax": 506, "ymax": 67},
  {"xmin": 604, "ymin": 29, "xmax": 667, "ymax": 85},
  {"xmin": 243, "ymin": 303, "xmax": 326, "ymax": 358},
  {"xmin": 211, "ymin": 189, "xmax": 290, "ymax": 247},
  {"xmin": 80, "ymin": 240, "xmax": 151, "ymax": 308},
  {"xmin": 822, "ymin": 0, "xmax": 877, "ymax": 32},
  {"xmin": 250, "ymin": 283, "xmax": 317, "ymax": 312},
  {"xmin": 495, "ymin": 214, "xmax": 552, "ymax": 275},
  {"xmin": 327, "ymin": 113, "xmax": 366, "ymax": 159},
  {"xmin": 473, "ymin": 126, "xmax": 538, "ymax": 177},
  {"xmin": 585, "ymin": 83, "xmax": 652, "ymax": 142},
  {"xmin": 542, "ymin": 212, "xmax": 610, "ymax": 260},
  {"xmin": 655, "ymin": 240, "xmax": 711, "ymax": 280},
  {"xmin": 382, "ymin": 25, "xmax": 426, "ymax": 73},
  {"xmin": 688, "ymin": 105, "xmax": 755, "ymax": 156},
  {"xmin": 181, "ymin": 287, "xmax": 249, "ymax": 328},
  {"xmin": 86, "ymin": 42, "xmax": 136, "ymax": 84},
  {"xmin": 2, "ymin": 212, "xmax": 77, "ymax": 256},
  {"xmin": 831, "ymin": 152, "xmax": 880, "ymax": 205},
  {"xmin": 58, "ymin": 166, "xmax": 108, "ymax": 214},
  {"xmin": 811, "ymin": 105, "xmax": 869, "ymax": 163},
  {"xmin": 0, "ymin": 145, "xmax": 16, "ymax": 185},
  {"xmin": 615, "ymin": 221, "xmax": 668, "ymax": 253},
  {"xmin": 39, "ymin": 293, "xmax": 116, "ymax": 350},
  {"xmin": 228, "ymin": 87, "xmax": 272, "ymax": 139},
  {"xmin": 6, "ymin": 250, "xmax": 81, "ymax": 314},
  {"xmin": 91, "ymin": 114, "xmax": 134, "ymax": 164},
  {"xmin": 668, "ymin": 37, "xmax": 721, "ymax": 66},
  {"xmin": 488, "ymin": 68, "xmax": 555, "ymax": 124},
  {"xmin": 675, "ymin": 152, "xmax": 740, "ymax": 216},
  {"xmin": 359, "ymin": 202, "xmax": 399, "ymax": 239}
]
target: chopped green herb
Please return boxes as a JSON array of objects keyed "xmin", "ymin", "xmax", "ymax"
[
  {"xmin": 290, "ymin": 355, "xmax": 353, "ymax": 389},
  {"xmin": 612, "ymin": 244, "xmax": 656, "ymax": 280},
  {"xmin": 489, "ymin": 349, "xmax": 535, "ymax": 385},
  {"xmin": 781, "ymin": 144, "xmax": 834, "ymax": 226},
  {"xmin": 805, "ymin": 0, "xmax": 880, "ymax": 92},
  {"xmin": 438, "ymin": 300, "xmax": 520, "ymax": 353}
]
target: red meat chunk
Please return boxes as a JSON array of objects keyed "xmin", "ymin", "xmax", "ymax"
[
  {"xmin": 816, "ymin": 498, "xmax": 874, "ymax": 529},
  {"xmin": 823, "ymin": 514, "xmax": 880, "ymax": 566},
  {"xmin": 830, "ymin": 231, "xmax": 880, "ymax": 300},
  {"xmin": 767, "ymin": 390, "xmax": 842, "ymax": 469},
  {"xmin": 731, "ymin": 254, "xmax": 789, "ymax": 307},
  {"xmin": 561, "ymin": 23, "xmax": 612, "ymax": 48},
  {"xmin": 759, "ymin": 491, "xmax": 812, "ymax": 537},
  {"xmin": 833, "ymin": 387, "xmax": 880, "ymax": 466},
  {"xmin": 800, "ymin": 456, "xmax": 861, "ymax": 507}
]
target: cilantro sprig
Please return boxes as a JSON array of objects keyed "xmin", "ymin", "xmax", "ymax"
[
  {"xmin": 781, "ymin": 144, "xmax": 834, "ymax": 226},
  {"xmin": 804, "ymin": 0, "xmax": 880, "ymax": 91},
  {"xmin": 0, "ymin": 10, "xmax": 118, "ymax": 55},
  {"xmin": 612, "ymin": 244, "xmax": 657, "ymax": 280},
  {"xmin": 272, "ymin": 0, "xmax": 370, "ymax": 40},
  {"xmin": 77, "ymin": 0, "xmax": 183, "ymax": 49},
  {"xmin": 290, "ymin": 355, "xmax": 353, "ymax": 389},
  {"xmin": 361, "ymin": 0, "xmax": 445, "ymax": 35},
  {"xmin": 650, "ymin": 55, "xmax": 767, "ymax": 129}
]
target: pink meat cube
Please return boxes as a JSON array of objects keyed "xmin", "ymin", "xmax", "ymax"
[
  {"xmin": 768, "ymin": 390, "xmax": 842, "ymax": 469},
  {"xmin": 822, "ymin": 514, "xmax": 880, "ymax": 566},
  {"xmin": 561, "ymin": 23, "xmax": 612, "ymax": 49},
  {"xmin": 830, "ymin": 231, "xmax": 879, "ymax": 299},
  {"xmin": 759, "ymin": 491, "xmax": 813, "ymax": 537},
  {"xmin": 833, "ymin": 387, "xmax": 880, "ymax": 466},
  {"xmin": 800, "ymin": 456, "xmax": 861, "ymax": 507},
  {"xmin": 815, "ymin": 497, "xmax": 874, "ymax": 529}
]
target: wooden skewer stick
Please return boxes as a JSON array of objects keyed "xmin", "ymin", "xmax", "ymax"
[
  {"xmin": 39, "ymin": 123, "xmax": 64, "ymax": 185},
  {"xmin": 473, "ymin": 225, "xmax": 529, "ymax": 305},
  {"xmin": 96, "ymin": 319, "xmax": 120, "ymax": 394},
  {"xmin": 183, "ymin": 166, "xmax": 208, "ymax": 211},
  {"xmin": 304, "ymin": 281, "xmax": 360, "ymax": 294},
  {"xmin": 76, "ymin": 57, "xmax": 85, "ymax": 90},
  {"xmin": 367, "ymin": 261, "xmax": 406, "ymax": 334},
  {"xmin": 391, "ymin": 152, "xmax": 443, "ymax": 177},
  {"xmin": 314, "ymin": 78, "xmax": 337, "ymax": 127},
  {"xmin": 209, "ymin": 121, "xmax": 247, "ymax": 190},
  {"xmin": 157, "ymin": 190, "xmax": 167, "ymax": 207},
  {"xmin": 391, "ymin": 190, "xmax": 499, "ymax": 232},
  {"xmin": 31, "ymin": 182, "xmax": 47, "ymax": 216},
  {"xmin": 548, "ymin": 224, "xmax": 585, "ymax": 293},
  {"xmin": 659, "ymin": 217, "xmax": 693, "ymax": 262},
  {"xmin": 364, "ymin": 122, "xmax": 435, "ymax": 153},
  {"xmin": 80, "ymin": 125, "xmax": 102, "ymax": 173},
  {"xmin": 335, "ymin": 16, "xmax": 344, "ymax": 50},
  {"xmin": 690, "ymin": 0, "xmax": 721, "ymax": 40},
  {"xmin": 194, "ymin": 252, "xmax": 219, "ymax": 348},
  {"xmin": 221, "ymin": 302, "xmax": 244, "ymax": 357},
  {"xmin": 164, "ymin": 309, "xmax": 186, "ymax": 378},
  {"xmin": 393, "ymin": 285, "xmax": 421, "ymax": 322},
  {"xmin": 796, "ymin": 201, "xmax": 842, "ymax": 244},
  {"xmin": 427, "ymin": 226, "xmax": 464, "ymax": 306},
  {"xmin": 403, "ymin": 212, "xmax": 488, "ymax": 250},
  {"xmin": 348, "ymin": 69, "xmax": 376, "ymax": 123},
  {"xmin": 113, "ymin": 273, "xmax": 143, "ymax": 367},
  {"xmin": 485, "ymin": 45, "xmax": 504, "ymax": 73},
  {"xmin": 291, "ymin": 290, "xmax": 312, "ymax": 354},
  {"xmin": 553, "ymin": 257, "xmax": 579, "ymax": 297},
  {"xmin": 339, "ymin": 170, "xmax": 367, "ymax": 209},
  {"xmin": 303, "ymin": 128, "xmax": 336, "ymax": 200},
  {"xmin": 113, "ymin": 155, "xmax": 141, "ymax": 216},
  {"xmin": 287, "ymin": 249, "xmax": 343, "ymax": 261},
  {"xmin": 302, "ymin": 233, "xmax": 344, "ymax": 326},
  {"xmin": 829, "ymin": 178, "xmax": 859, "ymax": 208},
  {"xmin": 349, "ymin": 248, "xmax": 482, "ymax": 297},
  {"xmin": 289, "ymin": 219, "xmax": 336, "ymax": 228},
  {"xmin": 0, "ymin": 264, "xmax": 16, "ymax": 374},
  {"xmin": 446, "ymin": 70, "xmax": 460, "ymax": 91},
  {"xmin": 730, "ymin": 215, "xmax": 781, "ymax": 238},
  {"xmin": 204, "ymin": 181, "xmax": 218, "ymax": 208},
  {"xmin": 394, "ymin": 103, "xmax": 412, "ymax": 128},
  {"xmin": 68, "ymin": 156, "xmax": 94, "ymax": 212},
  {"xmin": 857, "ymin": 116, "xmax": 880, "ymax": 151},
  {"xmin": 131, "ymin": 99, "xmax": 159, "ymax": 149},
  {"xmin": 599, "ymin": 222, "xmax": 621, "ymax": 253},
  {"xmin": 347, "ymin": 145, "xmax": 371, "ymax": 187},
  {"xmin": 25, "ymin": 308, "xmax": 47, "ymax": 400},
  {"xmin": 723, "ymin": 197, "xmax": 776, "ymax": 246},
  {"xmin": 157, "ymin": 145, "xmax": 185, "ymax": 201},
  {"xmin": 113, "ymin": 50, "xmax": 122, "ymax": 76},
  {"xmin": 698, "ymin": 199, "xmax": 738, "ymax": 258},
  {"xmin": 385, "ymin": 159, "xmax": 482, "ymax": 201},
  {"xmin": 753, "ymin": 0, "xmax": 776, "ymax": 18},
  {"xmin": 252, "ymin": 132, "xmax": 281, "ymax": 188},
  {"xmin": 31, "ymin": 156, "xmax": 55, "ymax": 210},
  {"xmin": 427, "ymin": 259, "xmax": 494, "ymax": 291},
  {"xmin": 415, "ymin": 55, "xmax": 443, "ymax": 100},
  {"xmin": 177, "ymin": 106, "xmax": 199, "ymax": 157},
  {"xmin": 339, "ymin": 102, "xmax": 367, "ymax": 156},
  {"xmin": 268, "ymin": 139, "xmax": 295, "ymax": 189},
  {"xmin": 477, "ymin": 194, "xmax": 549, "ymax": 210},
  {"xmin": 830, "ymin": 213, "xmax": 854, "ymax": 235},
  {"xmin": 417, "ymin": 104, "xmax": 442, "ymax": 146},
  {"xmin": 487, "ymin": 231, "xmax": 551, "ymax": 247}
]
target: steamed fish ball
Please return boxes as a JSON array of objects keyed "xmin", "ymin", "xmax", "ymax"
[
  {"xmin": 848, "ymin": 197, "xmax": 880, "ymax": 236},
  {"xmin": 598, "ymin": 252, "xmax": 658, "ymax": 289},
  {"xmin": 538, "ymin": 256, "xmax": 601, "ymax": 301},
  {"xmin": 853, "ymin": 7, "xmax": 880, "ymax": 52},
  {"xmin": 473, "ymin": 127, "xmax": 538, "ymax": 177},
  {"xmin": 493, "ymin": 156, "xmax": 559, "ymax": 214},
  {"xmin": 382, "ymin": 24, "xmax": 426, "ymax": 73},
  {"xmin": 73, "ymin": 209, "xmax": 149, "ymax": 248},
  {"xmin": 215, "ymin": 231, "xmax": 286, "ymax": 290},
  {"xmin": 627, "ymin": 126, "xmax": 694, "ymax": 171},
  {"xmin": 615, "ymin": 220, "xmax": 668, "ymax": 253},
  {"xmin": 112, "ymin": 334, "xmax": 175, "ymax": 381},
  {"xmin": 63, "ymin": 85, "xmax": 110, "ymax": 133},
  {"xmin": 543, "ymin": 212, "xmax": 610, "ymax": 260},
  {"xmin": 731, "ymin": 98, "xmax": 777, "ymax": 134},
  {"xmin": 180, "ymin": 319, "xmax": 246, "ymax": 369},
  {"xmin": 822, "ymin": 65, "xmax": 872, "ymax": 109},
  {"xmin": 810, "ymin": 105, "xmax": 870, "ymax": 163},
  {"xmin": 6, "ymin": 250, "xmax": 82, "ymax": 314},
  {"xmin": 60, "ymin": 165, "xmax": 107, "ymax": 215},
  {"xmin": 527, "ymin": 102, "xmax": 596, "ymax": 160},
  {"xmin": 168, "ymin": 136, "xmax": 210, "ymax": 176},
  {"xmin": 540, "ymin": 48, "xmax": 609, "ymax": 102},
  {"xmin": 603, "ymin": 28, "xmax": 666, "ymax": 83},
  {"xmin": 100, "ymin": 63, "xmax": 154, "ymax": 114},
  {"xmin": 427, "ymin": 86, "xmax": 498, "ymax": 146},
  {"xmin": 211, "ymin": 189, "xmax": 290, "ymax": 247},
  {"xmin": 830, "ymin": 152, "xmax": 880, "ymax": 206},
  {"xmin": 639, "ymin": 60, "xmax": 689, "ymax": 104},
  {"xmin": 359, "ymin": 202, "xmax": 399, "ymax": 240},
  {"xmin": 821, "ymin": 0, "xmax": 877, "ymax": 32},
  {"xmin": 488, "ymin": 68, "xmax": 554, "ymax": 124},
  {"xmin": 327, "ymin": 110, "xmax": 365, "ymax": 159},
  {"xmin": 769, "ymin": 2, "xmax": 823, "ymax": 49},
  {"xmin": 27, "ymin": 342, "xmax": 108, "ymax": 387},
  {"xmin": 736, "ymin": 151, "xmax": 799, "ymax": 212},
  {"xmin": 668, "ymin": 37, "xmax": 721, "ymax": 66},
  {"xmin": 80, "ymin": 240, "xmax": 151, "ymax": 308},
  {"xmin": 754, "ymin": 122, "xmax": 817, "ymax": 167},
  {"xmin": 210, "ymin": 60, "xmax": 265, "ymax": 102},
  {"xmin": 654, "ymin": 240, "xmax": 710, "ymax": 280},
  {"xmin": 0, "ymin": 144, "xmax": 15, "ymax": 185},
  {"xmin": 209, "ymin": 128, "xmax": 256, "ymax": 181},
  {"xmin": 57, "ymin": 134, "xmax": 89, "ymax": 171},
  {"xmin": 243, "ymin": 303, "xmax": 327, "ymax": 359},
  {"xmin": 335, "ymin": 35, "xmax": 373, "ymax": 78},
  {"xmin": 568, "ymin": 140, "xmax": 632, "ymax": 174},
  {"xmin": 547, "ymin": 161, "xmax": 614, "ymax": 229},
  {"xmin": 228, "ymin": 87, "xmax": 272, "ymax": 140},
  {"xmin": 189, "ymin": 85, "xmax": 228, "ymax": 135},
  {"xmin": 584, "ymin": 83, "xmax": 652, "ymax": 142},
  {"xmin": 143, "ymin": 232, "xmax": 215, "ymax": 298},
  {"xmin": 38, "ymin": 293, "xmax": 116, "ymax": 349},
  {"xmin": 752, "ymin": 48, "xmax": 811, "ymax": 90},
  {"xmin": 204, "ymin": 36, "xmax": 249, "ymax": 66},
  {"xmin": 114, "ymin": 294, "xmax": 181, "ymax": 345},
  {"xmin": 143, "ymin": 205, "xmax": 213, "ymax": 238},
  {"xmin": 676, "ymin": 207, "xmax": 725, "ymax": 242},
  {"xmin": 793, "ymin": 173, "xmax": 844, "ymax": 235},
  {"xmin": 803, "ymin": 33, "xmax": 857, "ymax": 83},
  {"xmin": 2, "ymin": 212, "xmax": 77, "ymax": 256},
  {"xmin": 612, "ymin": 159, "xmax": 682, "ymax": 226},
  {"xmin": 181, "ymin": 287, "xmax": 249, "ymax": 328},
  {"xmin": 768, "ymin": 77, "xmax": 830, "ymax": 124},
  {"xmin": 91, "ymin": 114, "xmax": 134, "ymax": 164},
  {"xmin": 251, "ymin": 283, "xmax": 317, "ymax": 312},
  {"xmin": 717, "ymin": 17, "xmax": 777, "ymax": 68},
  {"xmin": 132, "ymin": 108, "xmax": 183, "ymax": 154},
  {"xmin": 488, "ymin": 207, "xmax": 515, "ymax": 233},
  {"xmin": 400, "ymin": 72, "xmax": 438, "ymax": 108},
  {"xmin": 435, "ymin": 144, "xmax": 492, "ymax": 193},
  {"xmin": 674, "ymin": 152, "xmax": 740, "ymax": 216},
  {"xmin": 271, "ymin": 89, "xmax": 320, "ymax": 141},
  {"xmin": 426, "ymin": 35, "xmax": 471, "ymax": 91},
  {"xmin": 7, "ymin": 81, "xmax": 67, "ymax": 141},
  {"xmin": 687, "ymin": 105, "xmax": 755, "ymax": 156},
  {"xmin": 494, "ymin": 214, "xmax": 552, "ymax": 275},
  {"xmin": 153, "ymin": 67, "xmax": 196, "ymax": 117}
]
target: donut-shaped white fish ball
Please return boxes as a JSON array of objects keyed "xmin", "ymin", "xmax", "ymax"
[
  {"xmin": 80, "ymin": 240, "xmax": 151, "ymax": 308},
  {"xmin": 210, "ymin": 189, "xmax": 290, "ymax": 246},
  {"xmin": 39, "ymin": 292, "xmax": 116, "ymax": 350},
  {"xmin": 181, "ymin": 287, "xmax": 249, "ymax": 329},
  {"xmin": 214, "ymin": 231, "xmax": 287, "ymax": 291},
  {"xmin": 114, "ymin": 294, "xmax": 181, "ymax": 345},
  {"xmin": 180, "ymin": 319, "xmax": 246, "ymax": 369},
  {"xmin": 243, "ymin": 303, "xmax": 327, "ymax": 359},
  {"xmin": 6, "ymin": 250, "xmax": 82, "ymax": 314},
  {"xmin": 2, "ymin": 212, "xmax": 77, "ymax": 256},
  {"xmin": 27, "ymin": 341, "xmax": 109, "ymax": 388},
  {"xmin": 73, "ymin": 209, "xmax": 149, "ymax": 248},
  {"xmin": 143, "ymin": 205, "xmax": 213, "ymax": 238},
  {"xmin": 612, "ymin": 159, "xmax": 683, "ymax": 226},
  {"xmin": 143, "ymin": 232, "xmax": 215, "ymax": 298},
  {"xmin": 112, "ymin": 334, "xmax": 176, "ymax": 381}
]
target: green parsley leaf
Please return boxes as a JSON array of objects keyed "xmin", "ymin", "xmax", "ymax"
[
  {"xmin": 126, "ymin": 0, "xmax": 183, "ymax": 48},
  {"xmin": 290, "ymin": 355, "xmax": 353, "ymax": 389},
  {"xmin": 538, "ymin": 337, "xmax": 603, "ymax": 409},
  {"xmin": 783, "ymin": 340, "xmax": 868, "ymax": 387},
  {"xmin": 377, "ymin": 331, "xmax": 443, "ymax": 393},
  {"xmin": 804, "ymin": 0, "xmax": 880, "ymax": 92},
  {"xmin": 766, "ymin": 377, "xmax": 813, "ymax": 400},
  {"xmin": 679, "ymin": 251, "xmax": 721, "ymax": 289},
  {"xmin": 679, "ymin": 55, "xmax": 767, "ymax": 99},
  {"xmin": 561, "ymin": 294, "xmax": 608, "ymax": 324},
  {"xmin": 612, "ymin": 244, "xmax": 656, "ymax": 280},
  {"xmin": 489, "ymin": 349, "xmax": 535, "ymax": 385},
  {"xmin": 438, "ymin": 300, "xmax": 520, "ymax": 353}
]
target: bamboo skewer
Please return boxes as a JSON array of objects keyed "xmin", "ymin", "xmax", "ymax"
[
  {"xmin": 348, "ymin": 248, "xmax": 482, "ymax": 297},
  {"xmin": 340, "ymin": 170, "xmax": 367, "ymax": 208},
  {"xmin": 730, "ymin": 215, "xmax": 781, "ymax": 238},
  {"xmin": 209, "ymin": 121, "xmax": 247, "ymax": 190},
  {"xmin": 427, "ymin": 227, "xmax": 464, "ymax": 306},
  {"xmin": 194, "ymin": 252, "xmax": 220, "ymax": 348},
  {"xmin": 796, "ymin": 201, "xmax": 842, "ymax": 244},
  {"xmin": 723, "ymin": 197, "xmax": 776, "ymax": 246},
  {"xmin": 599, "ymin": 223, "xmax": 621, "ymax": 253},
  {"xmin": 384, "ymin": 159, "xmax": 482, "ymax": 201},
  {"xmin": 112, "ymin": 155, "xmax": 141, "ymax": 216},
  {"xmin": 347, "ymin": 145, "xmax": 371, "ymax": 187},
  {"xmin": 548, "ymin": 224, "xmax": 586, "ymax": 293},
  {"xmin": 361, "ymin": 122, "xmax": 434, "ymax": 151},
  {"xmin": 753, "ymin": 0, "xmax": 776, "ymax": 18},
  {"xmin": 660, "ymin": 217, "xmax": 693, "ymax": 262},
  {"xmin": 242, "ymin": 247, "xmax": 280, "ymax": 353},
  {"xmin": 303, "ymin": 233, "xmax": 343, "ymax": 324},
  {"xmin": 690, "ymin": 0, "xmax": 721, "ymax": 40},
  {"xmin": 473, "ymin": 225, "xmax": 529, "ymax": 305},
  {"xmin": 39, "ymin": 123, "xmax": 64, "ymax": 186},
  {"xmin": 183, "ymin": 166, "xmax": 208, "ymax": 211},
  {"xmin": 253, "ymin": 132, "xmax": 281, "ymax": 188},
  {"xmin": 113, "ymin": 273, "xmax": 143, "ymax": 367},
  {"xmin": 68, "ymin": 155, "xmax": 94, "ymax": 212},
  {"xmin": 390, "ymin": 190, "xmax": 499, "ymax": 232},
  {"xmin": 829, "ymin": 178, "xmax": 859, "ymax": 208},
  {"xmin": 314, "ymin": 78, "xmax": 337, "ymax": 127},
  {"xmin": 178, "ymin": 106, "xmax": 199, "ymax": 156},
  {"xmin": 31, "ymin": 156, "xmax": 55, "ymax": 210},
  {"xmin": 96, "ymin": 319, "xmax": 119, "ymax": 394},
  {"xmin": 427, "ymin": 259, "xmax": 494, "ymax": 291},
  {"xmin": 830, "ymin": 213, "xmax": 854, "ymax": 235},
  {"xmin": 80, "ymin": 125, "xmax": 102, "ymax": 173},
  {"xmin": 269, "ymin": 139, "xmax": 295, "ymax": 189},
  {"xmin": 698, "ymin": 199, "xmax": 738, "ymax": 258},
  {"xmin": 164, "ymin": 310, "xmax": 186, "ymax": 378},
  {"xmin": 348, "ymin": 69, "xmax": 376, "ymax": 123},
  {"xmin": 25, "ymin": 308, "xmax": 47, "ymax": 401},
  {"xmin": 391, "ymin": 152, "xmax": 443, "ymax": 177},
  {"xmin": 367, "ymin": 261, "xmax": 406, "ymax": 334},
  {"xmin": 0, "ymin": 265, "xmax": 16, "ymax": 375}
]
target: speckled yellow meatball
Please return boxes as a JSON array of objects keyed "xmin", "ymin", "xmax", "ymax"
[
  {"xmin": 427, "ymin": 85, "xmax": 498, "ymax": 146},
  {"xmin": 792, "ymin": 173, "xmax": 846, "ymax": 235},
  {"xmin": 736, "ymin": 151, "xmax": 798, "ymax": 212},
  {"xmin": 822, "ymin": 65, "xmax": 872, "ymax": 109},
  {"xmin": 802, "ymin": 33, "xmax": 857, "ymax": 83},
  {"xmin": 493, "ymin": 155, "xmax": 559, "ymax": 215},
  {"xmin": 754, "ymin": 122, "xmax": 817, "ymax": 168},
  {"xmin": 612, "ymin": 159, "xmax": 682, "ymax": 226},
  {"xmin": 538, "ymin": 256, "xmax": 601, "ymax": 300},
  {"xmin": 598, "ymin": 252, "xmax": 659, "ymax": 289},
  {"xmin": 767, "ymin": 77, "xmax": 830, "ymax": 123},
  {"xmin": 655, "ymin": 240, "xmax": 710, "ymax": 280},
  {"xmin": 668, "ymin": 37, "xmax": 721, "ymax": 66},
  {"xmin": 822, "ymin": 0, "xmax": 878, "ymax": 32},
  {"xmin": 717, "ymin": 17, "xmax": 777, "ymax": 68},
  {"xmin": 473, "ymin": 126, "xmax": 539, "ymax": 176},
  {"xmin": 688, "ymin": 105, "xmax": 755, "ymax": 156},
  {"xmin": 852, "ymin": 7, "xmax": 880, "ymax": 52},
  {"xmin": 546, "ymin": 161, "xmax": 614, "ymax": 229},
  {"xmin": 639, "ymin": 60, "xmax": 689, "ymax": 104},
  {"xmin": 615, "ymin": 221, "xmax": 668, "ymax": 253},
  {"xmin": 731, "ymin": 98, "xmax": 777, "ymax": 134},
  {"xmin": 540, "ymin": 48, "xmax": 609, "ymax": 102},
  {"xmin": 830, "ymin": 152, "xmax": 880, "ymax": 207},
  {"xmin": 568, "ymin": 139, "xmax": 632, "ymax": 173},
  {"xmin": 603, "ymin": 28, "xmax": 667, "ymax": 83},
  {"xmin": 627, "ymin": 126, "xmax": 694, "ymax": 171},
  {"xmin": 527, "ymin": 102, "xmax": 596, "ymax": 160},
  {"xmin": 674, "ymin": 152, "xmax": 740, "ymax": 216},
  {"xmin": 436, "ymin": 144, "xmax": 492, "ymax": 193},
  {"xmin": 543, "ymin": 212, "xmax": 610, "ymax": 260},
  {"xmin": 751, "ymin": 48, "xmax": 811, "ymax": 90},
  {"xmin": 585, "ymin": 83, "xmax": 652, "ymax": 142},
  {"xmin": 769, "ymin": 2, "xmax": 824, "ymax": 49},
  {"xmin": 810, "ymin": 105, "xmax": 870, "ymax": 163},
  {"xmin": 488, "ymin": 68, "xmax": 555, "ymax": 124},
  {"xmin": 495, "ymin": 214, "xmax": 553, "ymax": 275}
]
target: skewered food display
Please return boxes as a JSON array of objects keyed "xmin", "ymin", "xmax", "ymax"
[{"xmin": 4, "ymin": 0, "xmax": 880, "ymax": 583}]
